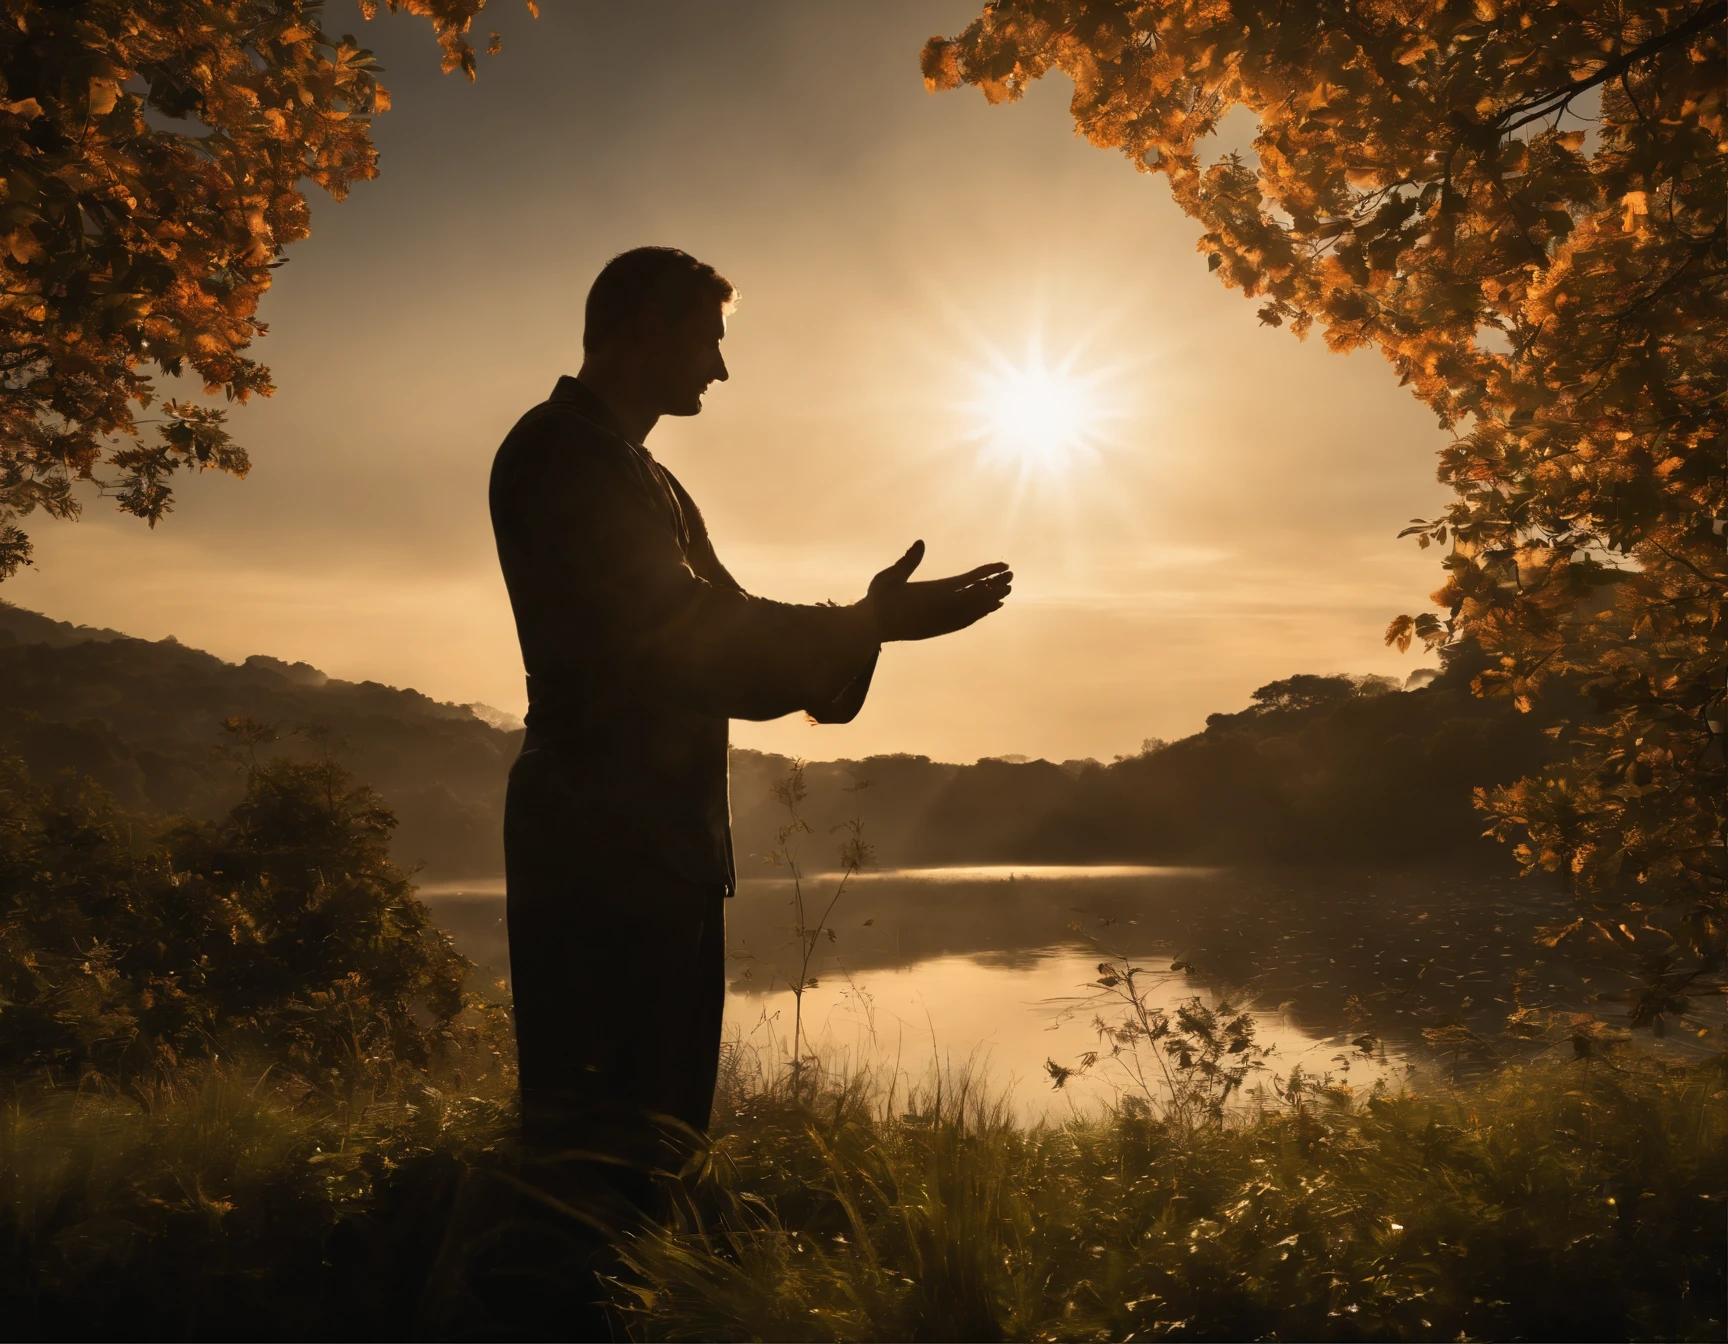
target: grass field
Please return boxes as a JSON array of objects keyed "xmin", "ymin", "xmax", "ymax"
[
  {"xmin": 620, "ymin": 1046, "xmax": 1727, "ymax": 1342},
  {"xmin": 3, "ymin": 1039, "xmax": 1722, "ymax": 1341}
]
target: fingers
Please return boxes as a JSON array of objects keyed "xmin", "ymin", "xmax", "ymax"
[
  {"xmin": 942, "ymin": 596, "xmax": 1005, "ymax": 635},
  {"xmin": 925, "ymin": 564, "xmax": 1012, "ymax": 590},
  {"xmin": 938, "ymin": 580, "xmax": 1011, "ymax": 632},
  {"xmin": 920, "ymin": 569, "xmax": 1013, "ymax": 597},
  {"xmin": 885, "ymin": 539, "xmax": 925, "ymax": 583},
  {"xmin": 888, "ymin": 584, "xmax": 1010, "ymax": 640},
  {"xmin": 874, "ymin": 549, "xmax": 1013, "ymax": 638},
  {"xmin": 868, "ymin": 541, "xmax": 928, "ymax": 601}
]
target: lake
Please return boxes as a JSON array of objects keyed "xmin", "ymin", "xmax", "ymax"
[{"xmin": 421, "ymin": 864, "xmax": 1601, "ymax": 1117}]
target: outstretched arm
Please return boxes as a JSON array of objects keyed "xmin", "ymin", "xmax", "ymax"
[
  {"xmin": 499, "ymin": 418, "xmax": 1012, "ymax": 723},
  {"xmin": 503, "ymin": 429, "xmax": 879, "ymax": 721},
  {"xmin": 806, "ymin": 540, "xmax": 1014, "ymax": 722},
  {"xmin": 669, "ymin": 470, "xmax": 882, "ymax": 724}
]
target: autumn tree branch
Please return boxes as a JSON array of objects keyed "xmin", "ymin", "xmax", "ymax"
[{"xmin": 1495, "ymin": 2, "xmax": 1726, "ymax": 135}]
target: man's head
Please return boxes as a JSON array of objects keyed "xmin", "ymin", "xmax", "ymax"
[{"xmin": 582, "ymin": 247, "xmax": 734, "ymax": 417}]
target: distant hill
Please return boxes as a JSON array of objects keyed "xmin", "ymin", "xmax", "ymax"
[
  {"xmin": 0, "ymin": 603, "xmax": 1557, "ymax": 879},
  {"xmin": 0, "ymin": 603, "xmax": 520, "ymax": 876},
  {"xmin": 727, "ymin": 658, "xmax": 1559, "ymax": 876},
  {"xmin": 0, "ymin": 604, "xmax": 130, "ymax": 647}
]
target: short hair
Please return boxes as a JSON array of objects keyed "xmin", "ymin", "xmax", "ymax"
[{"xmin": 582, "ymin": 247, "xmax": 736, "ymax": 354}]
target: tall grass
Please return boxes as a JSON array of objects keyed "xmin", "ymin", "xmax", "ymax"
[
  {"xmin": 0, "ymin": 1040, "xmax": 1721, "ymax": 1339},
  {"xmin": 0, "ymin": 1058, "xmax": 527, "ymax": 1340},
  {"xmin": 764, "ymin": 760, "xmax": 874, "ymax": 1086},
  {"xmin": 616, "ymin": 1050, "xmax": 1727, "ymax": 1342}
]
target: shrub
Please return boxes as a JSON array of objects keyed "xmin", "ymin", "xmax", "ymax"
[{"xmin": 0, "ymin": 748, "xmax": 484, "ymax": 1091}]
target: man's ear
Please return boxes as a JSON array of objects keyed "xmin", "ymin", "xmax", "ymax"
[{"xmin": 629, "ymin": 304, "xmax": 671, "ymax": 351}]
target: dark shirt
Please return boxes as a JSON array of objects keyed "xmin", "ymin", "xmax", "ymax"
[{"xmin": 489, "ymin": 376, "xmax": 880, "ymax": 893}]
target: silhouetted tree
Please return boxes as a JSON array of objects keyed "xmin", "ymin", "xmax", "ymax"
[
  {"xmin": 1250, "ymin": 674, "xmax": 1376, "ymax": 715},
  {"xmin": 924, "ymin": 2, "xmax": 1726, "ymax": 986}
]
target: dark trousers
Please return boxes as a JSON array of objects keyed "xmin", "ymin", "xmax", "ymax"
[{"xmin": 504, "ymin": 744, "xmax": 727, "ymax": 1166}]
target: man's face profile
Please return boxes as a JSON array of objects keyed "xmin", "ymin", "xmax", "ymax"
[{"xmin": 638, "ymin": 301, "xmax": 729, "ymax": 418}]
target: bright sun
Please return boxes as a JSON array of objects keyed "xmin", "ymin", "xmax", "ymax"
[{"xmin": 970, "ymin": 348, "xmax": 1105, "ymax": 475}]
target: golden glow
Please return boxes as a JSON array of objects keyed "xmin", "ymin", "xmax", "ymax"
[{"xmin": 969, "ymin": 345, "xmax": 1106, "ymax": 476}]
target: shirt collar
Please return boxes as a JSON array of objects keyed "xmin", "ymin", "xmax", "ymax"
[{"xmin": 549, "ymin": 375, "xmax": 634, "ymax": 444}]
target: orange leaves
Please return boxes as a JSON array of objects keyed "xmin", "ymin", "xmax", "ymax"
[
  {"xmin": 1385, "ymin": 611, "xmax": 1446, "ymax": 654},
  {"xmin": 0, "ymin": 0, "xmax": 539, "ymax": 578},
  {"xmin": 3, "ymin": 227, "xmax": 42, "ymax": 265},
  {"xmin": 370, "ymin": 0, "xmax": 535, "ymax": 81},
  {"xmin": 929, "ymin": 0, "xmax": 1728, "ymax": 981},
  {"xmin": 1395, "ymin": 33, "xmax": 1438, "ymax": 65},
  {"xmin": 920, "ymin": 38, "xmax": 964, "ymax": 94},
  {"xmin": 86, "ymin": 76, "xmax": 120, "ymax": 116}
]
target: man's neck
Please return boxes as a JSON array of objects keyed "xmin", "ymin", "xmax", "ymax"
[{"xmin": 574, "ymin": 365, "xmax": 659, "ymax": 445}]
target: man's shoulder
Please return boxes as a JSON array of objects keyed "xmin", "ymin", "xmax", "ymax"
[
  {"xmin": 500, "ymin": 394, "xmax": 617, "ymax": 451},
  {"xmin": 493, "ymin": 395, "xmax": 636, "ymax": 484}
]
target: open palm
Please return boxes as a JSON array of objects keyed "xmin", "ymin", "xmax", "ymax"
[{"xmin": 868, "ymin": 540, "xmax": 1012, "ymax": 642}]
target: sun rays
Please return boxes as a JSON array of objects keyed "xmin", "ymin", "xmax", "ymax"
[
  {"xmin": 968, "ymin": 344, "xmax": 1106, "ymax": 476},
  {"xmin": 963, "ymin": 337, "xmax": 1122, "ymax": 483}
]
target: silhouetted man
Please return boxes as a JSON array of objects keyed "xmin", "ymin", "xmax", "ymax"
[{"xmin": 489, "ymin": 247, "xmax": 1011, "ymax": 1172}]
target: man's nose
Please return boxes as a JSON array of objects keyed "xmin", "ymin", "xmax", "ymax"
[{"xmin": 713, "ymin": 353, "xmax": 729, "ymax": 383}]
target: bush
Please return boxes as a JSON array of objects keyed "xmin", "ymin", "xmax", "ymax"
[
  {"xmin": 0, "ymin": 747, "xmax": 486, "ymax": 1091},
  {"xmin": 0, "ymin": 746, "xmax": 525, "ymax": 1340}
]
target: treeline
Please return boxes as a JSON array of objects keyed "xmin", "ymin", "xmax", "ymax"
[
  {"xmin": 0, "ymin": 749, "xmax": 488, "ymax": 1089},
  {"xmin": 2, "ymin": 603, "xmax": 1557, "ymax": 878},
  {"xmin": 0, "ymin": 602, "xmax": 520, "ymax": 876},
  {"xmin": 730, "ymin": 655, "xmax": 1560, "ymax": 873}
]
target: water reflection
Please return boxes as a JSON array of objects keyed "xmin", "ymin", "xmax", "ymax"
[
  {"xmin": 724, "ymin": 946, "xmax": 1403, "ymax": 1120},
  {"xmin": 423, "ymin": 864, "xmax": 1602, "ymax": 1117}
]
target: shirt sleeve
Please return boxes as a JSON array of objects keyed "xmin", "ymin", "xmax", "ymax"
[
  {"xmin": 500, "ymin": 410, "xmax": 881, "ymax": 722},
  {"xmin": 669, "ymin": 470, "xmax": 881, "ymax": 725},
  {"xmin": 802, "ymin": 654, "xmax": 879, "ymax": 724}
]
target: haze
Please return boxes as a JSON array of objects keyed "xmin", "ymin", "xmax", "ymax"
[{"xmin": 8, "ymin": 0, "xmax": 1449, "ymax": 763}]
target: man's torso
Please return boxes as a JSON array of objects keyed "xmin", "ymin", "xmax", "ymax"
[{"xmin": 490, "ymin": 376, "xmax": 738, "ymax": 890}]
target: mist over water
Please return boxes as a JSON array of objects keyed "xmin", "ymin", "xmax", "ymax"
[{"xmin": 425, "ymin": 864, "xmax": 1597, "ymax": 1117}]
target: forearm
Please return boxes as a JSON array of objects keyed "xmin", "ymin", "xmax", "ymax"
[
  {"xmin": 799, "ymin": 650, "xmax": 880, "ymax": 725},
  {"xmin": 636, "ymin": 592, "xmax": 881, "ymax": 720}
]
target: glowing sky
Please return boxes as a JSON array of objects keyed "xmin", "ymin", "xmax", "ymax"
[{"xmin": 8, "ymin": 0, "xmax": 1451, "ymax": 763}]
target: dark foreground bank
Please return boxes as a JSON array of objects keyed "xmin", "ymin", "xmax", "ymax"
[{"xmin": 1, "ymin": 1045, "xmax": 1722, "ymax": 1342}]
